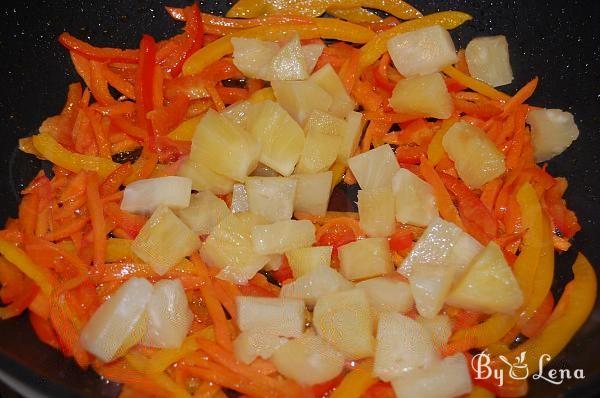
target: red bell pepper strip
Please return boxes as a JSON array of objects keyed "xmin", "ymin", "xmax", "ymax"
[
  {"xmin": 170, "ymin": 3, "xmax": 205, "ymax": 77},
  {"xmin": 58, "ymin": 33, "xmax": 139, "ymax": 63},
  {"xmin": 137, "ymin": 34, "xmax": 158, "ymax": 149}
]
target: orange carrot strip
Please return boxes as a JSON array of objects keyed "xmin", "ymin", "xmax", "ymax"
[
  {"xmin": 86, "ymin": 172, "xmax": 107, "ymax": 266},
  {"xmin": 93, "ymin": 101, "xmax": 136, "ymax": 116},
  {"xmin": 206, "ymin": 82, "xmax": 225, "ymax": 111},
  {"xmin": 89, "ymin": 61, "xmax": 117, "ymax": 105},
  {"xmin": 502, "ymin": 77, "xmax": 539, "ymax": 116},
  {"xmin": 43, "ymin": 217, "xmax": 89, "ymax": 241},
  {"xmin": 212, "ymin": 279, "xmax": 239, "ymax": 319},
  {"xmin": 59, "ymin": 33, "xmax": 139, "ymax": 63},
  {"xmin": 99, "ymin": 63, "xmax": 136, "ymax": 99},
  {"xmin": 100, "ymin": 162, "xmax": 133, "ymax": 196},
  {"xmin": 338, "ymin": 48, "xmax": 360, "ymax": 93},
  {"xmin": 87, "ymin": 110, "xmax": 111, "ymax": 158},
  {"xmin": 50, "ymin": 296, "xmax": 91, "ymax": 368},
  {"xmin": 419, "ymin": 157, "xmax": 463, "ymax": 227},
  {"xmin": 18, "ymin": 192, "xmax": 40, "ymax": 238},
  {"xmin": 480, "ymin": 179, "xmax": 503, "ymax": 212}
]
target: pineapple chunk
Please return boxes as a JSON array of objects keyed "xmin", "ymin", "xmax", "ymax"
[
  {"xmin": 355, "ymin": 277, "xmax": 414, "ymax": 316},
  {"xmin": 177, "ymin": 158, "xmax": 234, "ymax": 195},
  {"xmin": 190, "ymin": 109, "xmax": 260, "ymax": 182},
  {"xmin": 466, "ymin": 36, "xmax": 514, "ymax": 87},
  {"xmin": 234, "ymin": 330, "xmax": 288, "ymax": 364},
  {"xmin": 251, "ymin": 163, "xmax": 281, "ymax": 177},
  {"xmin": 527, "ymin": 108, "xmax": 580, "ymax": 162},
  {"xmin": 272, "ymin": 333, "xmax": 345, "ymax": 386},
  {"xmin": 175, "ymin": 191, "xmax": 230, "ymax": 234},
  {"xmin": 373, "ymin": 312, "xmax": 439, "ymax": 381},
  {"xmin": 231, "ymin": 37, "xmax": 279, "ymax": 80},
  {"xmin": 387, "ymin": 25, "xmax": 458, "ymax": 77},
  {"xmin": 272, "ymin": 80, "xmax": 332, "ymax": 124},
  {"xmin": 280, "ymin": 266, "xmax": 353, "ymax": 306},
  {"xmin": 200, "ymin": 212, "xmax": 270, "ymax": 284},
  {"xmin": 442, "ymin": 121, "xmax": 506, "ymax": 189},
  {"xmin": 236, "ymin": 296, "xmax": 306, "ymax": 338},
  {"xmin": 391, "ymin": 354, "xmax": 472, "ymax": 398},
  {"xmin": 348, "ymin": 144, "xmax": 400, "ymax": 191},
  {"xmin": 247, "ymin": 100, "xmax": 304, "ymax": 176},
  {"xmin": 313, "ymin": 289, "xmax": 374, "ymax": 359},
  {"xmin": 446, "ymin": 232, "xmax": 484, "ymax": 278},
  {"xmin": 409, "ymin": 264, "xmax": 454, "ymax": 318},
  {"xmin": 358, "ymin": 189, "xmax": 396, "ymax": 238},
  {"xmin": 270, "ymin": 34, "xmax": 309, "ymax": 81},
  {"xmin": 446, "ymin": 242, "xmax": 523, "ymax": 314},
  {"xmin": 132, "ymin": 206, "xmax": 201, "ymax": 275},
  {"xmin": 264, "ymin": 253, "xmax": 284, "ymax": 271},
  {"xmin": 245, "ymin": 176, "xmax": 297, "ymax": 222},
  {"xmin": 309, "ymin": 64, "xmax": 356, "ymax": 118},
  {"xmin": 417, "ymin": 314, "xmax": 452, "ymax": 348},
  {"xmin": 302, "ymin": 43, "xmax": 325, "ymax": 73},
  {"xmin": 286, "ymin": 246, "xmax": 332, "ymax": 278},
  {"xmin": 296, "ymin": 110, "xmax": 345, "ymax": 174},
  {"xmin": 390, "ymin": 73, "xmax": 453, "ymax": 119},
  {"xmin": 392, "ymin": 168, "xmax": 438, "ymax": 227},
  {"xmin": 339, "ymin": 238, "xmax": 394, "ymax": 281},
  {"xmin": 292, "ymin": 172, "xmax": 333, "ymax": 216},
  {"xmin": 252, "ymin": 220, "xmax": 316, "ymax": 255},
  {"xmin": 221, "ymin": 100, "xmax": 255, "ymax": 128},
  {"xmin": 231, "ymin": 183, "xmax": 249, "ymax": 213},
  {"xmin": 121, "ymin": 176, "xmax": 192, "ymax": 215},
  {"xmin": 338, "ymin": 111, "xmax": 364, "ymax": 165}
]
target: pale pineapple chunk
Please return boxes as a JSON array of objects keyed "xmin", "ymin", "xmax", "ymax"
[
  {"xmin": 264, "ymin": 253, "xmax": 285, "ymax": 271},
  {"xmin": 245, "ymin": 177, "xmax": 297, "ymax": 222},
  {"xmin": 121, "ymin": 176, "xmax": 192, "ymax": 215},
  {"xmin": 132, "ymin": 206, "xmax": 201, "ymax": 275},
  {"xmin": 296, "ymin": 110, "xmax": 345, "ymax": 174},
  {"xmin": 309, "ymin": 64, "xmax": 356, "ymax": 118},
  {"xmin": 200, "ymin": 212, "xmax": 270, "ymax": 284},
  {"xmin": 286, "ymin": 246, "xmax": 332, "ymax": 278},
  {"xmin": 246, "ymin": 100, "xmax": 304, "ymax": 176},
  {"xmin": 358, "ymin": 189, "xmax": 396, "ymax": 238},
  {"xmin": 252, "ymin": 220, "xmax": 316, "ymax": 255},
  {"xmin": 387, "ymin": 25, "xmax": 458, "ymax": 77},
  {"xmin": 272, "ymin": 80, "xmax": 332, "ymax": 124},
  {"xmin": 231, "ymin": 37, "xmax": 279, "ymax": 80},
  {"xmin": 446, "ymin": 232, "xmax": 484, "ymax": 278},
  {"xmin": 175, "ymin": 191, "xmax": 230, "ymax": 234},
  {"xmin": 355, "ymin": 277, "xmax": 414, "ymax": 316},
  {"xmin": 280, "ymin": 266, "xmax": 353, "ymax": 306},
  {"xmin": 339, "ymin": 238, "xmax": 394, "ymax": 281},
  {"xmin": 292, "ymin": 172, "xmax": 333, "ymax": 216},
  {"xmin": 392, "ymin": 168, "xmax": 438, "ymax": 227},
  {"xmin": 446, "ymin": 242, "xmax": 523, "ymax": 314},
  {"xmin": 236, "ymin": 296, "xmax": 306, "ymax": 338},
  {"xmin": 234, "ymin": 331, "xmax": 288, "ymax": 364},
  {"xmin": 338, "ymin": 111, "xmax": 364, "ymax": 165},
  {"xmin": 231, "ymin": 183, "xmax": 249, "ymax": 213},
  {"xmin": 313, "ymin": 289, "xmax": 374, "ymax": 359},
  {"xmin": 302, "ymin": 43, "xmax": 325, "ymax": 73},
  {"xmin": 348, "ymin": 144, "xmax": 400, "ymax": 191},
  {"xmin": 251, "ymin": 163, "xmax": 281, "ymax": 177},
  {"xmin": 221, "ymin": 100, "xmax": 255, "ymax": 128},
  {"xmin": 191, "ymin": 109, "xmax": 260, "ymax": 182},
  {"xmin": 527, "ymin": 108, "xmax": 580, "ymax": 162},
  {"xmin": 177, "ymin": 158, "xmax": 234, "ymax": 195},
  {"xmin": 391, "ymin": 354, "xmax": 472, "ymax": 398},
  {"xmin": 442, "ymin": 121, "xmax": 506, "ymax": 189},
  {"xmin": 390, "ymin": 73, "xmax": 453, "ymax": 119},
  {"xmin": 417, "ymin": 314, "xmax": 452, "ymax": 348},
  {"xmin": 466, "ymin": 35, "xmax": 513, "ymax": 87},
  {"xmin": 409, "ymin": 264, "xmax": 454, "ymax": 318},
  {"xmin": 270, "ymin": 34, "xmax": 308, "ymax": 81},
  {"xmin": 373, "ymin": 312, "xmax": 439, "ymax": 381}
]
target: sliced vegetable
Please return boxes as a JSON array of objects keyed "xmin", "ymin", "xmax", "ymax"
[
  {"xmin": 121, "ymin": 176, "xmax": 192, "ymax": 215},
  {"xmin": 236, "ymin": 296, "xmax": 306, "ymax": 337},
  {"xmin": 245, "ymin": 176, "xmax": 297, "ymax": 222},
  {"xmin": 338, "ymin": 238, "xmax": 394, "ymax": 281}
]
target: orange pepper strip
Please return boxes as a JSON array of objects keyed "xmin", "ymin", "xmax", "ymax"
[
  {"xmin": 419, "ymin": 157, "xmax": 463, "ymax": 228},
  {"xmin": 0, "ymin": 241, "xmax": 55, "ymax": 296},
  {"xmin": 86, "ymin": 172, "xmax": 107, "ymax": 266}
]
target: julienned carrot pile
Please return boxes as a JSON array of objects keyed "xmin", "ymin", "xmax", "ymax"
[{"xmin": 0, "ymin": 1, "xmax": 596, "ymax": 398}]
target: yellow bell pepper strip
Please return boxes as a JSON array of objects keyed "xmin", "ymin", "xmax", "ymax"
[
  {"xmin": 167, "ymin": 115, "xmax": 203, "ymax": 141},
  {"xmin": 330, "ymin": 161, "xmax": 346, "ymax": 191},
  {"xmin": 427, "ymin": 116, "xmax": 457, "ymax": 166},
  {"xmin": 330, "ymin": 359, "xmax": 376, "ymax": 398},
  {"xmin": 502, "ymin": 253, "xmax": 597, "ymax": 374},
  {"xmin": 32, "ymin": 132, "xmax": 118, "ymax": 179},
  {"xmin": 183, "ymin": 19, "xmax": 376, "ymax": 76},
  {"xmin": 125, "ymin": 352, "xmax": 192, "ymax": 398},
  {"xmin": 226, "ymin": 0, "xmax": 267, "ymax": 18},
  {"xmin": 0, "ymin": 240, "xmax": 55, "ymax": 296},
  {"xmin": 328, "ymin": 7, "xmax": 382, "ymax": 23},
  {"xmin": 59, "ymin": 238, "xmax": 136, "ymax": 262},
  {"xmin": 18, "ymin": 137, "xmax": 42, "ymax": 157},
  {"xmin": 467, "ymin": 386, "xmax": 496, "ymax": 398},
  {"xmin": 358, "ymin": 11, "xmax": 472, "ymax": 71},
  {"xmin": 442, "ymin": 66, "xmax": 511, "ymax": 102}
]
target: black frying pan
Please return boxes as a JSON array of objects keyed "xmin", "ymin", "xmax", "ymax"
[{"xmin": 0, "ymin": 0, "xmax": 599, "ymax": 397}]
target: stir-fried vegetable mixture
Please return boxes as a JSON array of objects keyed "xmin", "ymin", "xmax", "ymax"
[{"xmin": 1, "ymin": 1, "xmax": 596, "ymax": 397}]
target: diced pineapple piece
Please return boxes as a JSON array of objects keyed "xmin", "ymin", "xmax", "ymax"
[
  {"xmin": 247, "ymin": 100, "xmax": 304, "ymax": 176},
  {"xmin": 313, "ymin": 289, "xmax": 374, "ymax": 359},
  {"xmin": 264, "ymin": 253, "xmax": 284, "ymax": 271},
  {"xmin": 234, "ymin": 330, "xmax": 288, "ymax": 364},
  {"xmin": 387, "ymin": 25, "xmax": 458, "ymax": 77},
  {"xmin": 302, "ymin": 43, "xmax": 325, "ymax": 73},
  {"xmin": 409, "ymin": 264, "xmax": 454, "ymax": 318},
  {"xmin": 442, "ymin": 121, "xmax": 506, "ymax": 189},
  {"xmin": 280, "ymin": 266, "xmax": 353, "ymax": 306},
  {"xmin": 272, "ymin": 332, "xmax": 345, "ymax": 386},
  {"xmin": 231, "ymin": 183, "xmax": 249, "ymax": 213},
  {"xmin": 191, "ymin": 109, "xmax": 260, "ymax": 182},
  {"xmin": 348, "ymin": 144, "xmax": 400, "ymax": 191},
  {"xmin": 446, "ymin": 232, "xmax": 484, "ymax": 279},
  {"xmin": 286, "ymin": 246, "xmax": 332, "ymax": 278},
  {"xmin": 121, "ymin": 176, "xmax": 192, "ymax": 215},
  {"xmin": 177, "ymin": 158, "xmax": 235, "ymax": 195},
  {"xmin": 338, "ymin": 111, "xmax": 364, "ymax": 165},
  {"xmin": 417, "ymin": 314, "xmax": 452, "ymax": 348},
  {"xmin": 390, "ymin": 73, "xmax": 453, "ymax": 119},
  {"xmin": 527, "ymin": 108, "xmax": 580, "ymax": 162},
  {"xmin": 465, "ymin": 35, "xmax": 513, "ymax": 87},
  {"xmin": 339, "ymin": 238, "xmax": 394, "ymax": 281},
  {"xmin": 296, "ymin": 110, "xmax": 345, "ymax": 174},
  {"xmin": 231, "ymin": 37, "xmax": 279, "ymax": 80},
  {"xmin": 221, "ymin": 100, "xmax": 255, "ymax": 128},
  {"xmin": 309, "ymin": 64, "xmax": 356, "ymax": 118},
  {"xmin": 200, "ymin": 212, "xmax": 270, "ymax": 284},
  {"xmin": 249, "ymin": 87, "xmax": 276, "ymax": 103},
  {"xmin": 132, "ymin": 206, "xmax": 201, "ymax": 275},
  {"xmin": 374, "ymin": 312, "xmax": 439, "ymax": 381},
  {"xmin": 358, "ymin": 189, "xmax": 396, "ymax": 238},
  {"xmin": 292, "ymin": 171, "xmax": 332, "ymax": 216},
  {"xmin": 270, "ymin": 34, "xmax": 309, "ymax": 81},
  {"xmin": 391, "ymin": 354, "xmax": 472, "ymax": 398},
  {"xmin": 446, "ymin": 242, "xmax": 523, "ymax": 314},
  {"xmin": 355, "ymin": 277, "xmax": 414, "ymax": 317},
  {"xmin": 175, "ymin": 191, "xmax": 230, "ymax": 234},
  {"xmin": 251, "ymin": 163, "xmax": 281, "ymax": 177},
  {"xmin": 245, "ymin": 176, "xmax": 297, "ymax": 222},
  {"xmin": 236, "ymin": 296, "xmax": 306, "ymax": 338},
  {"xmin": 392, "ymin": 168, "xmax": 438, "ymax": 227},
  {"xmin": 252, "ymin": 220, "xmax": 316, "ymax": 255},
  {"xmin": 272, "ymin": 80, "xmax": 333, "ymax": 124}
]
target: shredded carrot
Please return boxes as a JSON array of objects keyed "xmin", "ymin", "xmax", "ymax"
[{"xmin": 419, "ymin": 157, "xmax": 463, "ymax": 227}]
